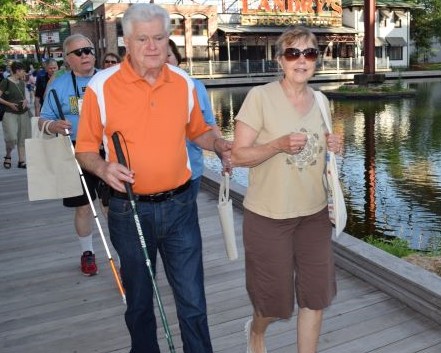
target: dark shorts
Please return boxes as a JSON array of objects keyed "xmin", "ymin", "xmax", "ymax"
[
  {"xmin": 243, "ymin": 207, "xmax": 336, "ymax": 319},
  {"xmin": 63, "ymin": 168, "xmax": 101, "ymax": 207}
]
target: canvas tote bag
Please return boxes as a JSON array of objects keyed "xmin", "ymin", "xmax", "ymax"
[
  {"xmin": 217, "ymin": 172, "xmax": 238, "ymax": 260},
  {"xmin": 313, "ymin": 91, "xmax": 347, "ymax": 237},
  {"xmin": 25, "ymin": 119, "xmax": 82, "ymax": 201}
]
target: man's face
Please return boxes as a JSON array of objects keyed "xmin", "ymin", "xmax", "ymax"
[
  {"xmin": 124, "ymin": 18, "xmax": 169, "ymax": 75},
  {"xmin": 65, "ymin": 39, "xmax": 96, "ymax": 76},
  {"xmin": 46, "ymin": 63, "xmax": 58, "ymax": 77}
]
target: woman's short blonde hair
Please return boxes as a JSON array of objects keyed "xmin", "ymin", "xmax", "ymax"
[{"xmin": 275, "ymin": 26, "xmax": 318, "ymax": 57}]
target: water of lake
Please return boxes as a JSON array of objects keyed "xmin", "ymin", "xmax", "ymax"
[{"xmin": 204, "ymin": 78, "xmax": 441, "ymax": 251}]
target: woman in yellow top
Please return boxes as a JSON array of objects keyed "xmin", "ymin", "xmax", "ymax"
[{"xmin": 231, "ymin": 26, "xmax": 343, "ymax": 353}]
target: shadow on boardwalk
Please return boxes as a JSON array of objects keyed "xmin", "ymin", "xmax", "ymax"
[{"xmin": 0, "ymin": 125, "xmax": 441, "ymax": 353}]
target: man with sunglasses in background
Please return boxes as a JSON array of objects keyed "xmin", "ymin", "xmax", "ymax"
[{"xmin": 38, "ymin": 34, "xmax": 100, "ymax": 277}]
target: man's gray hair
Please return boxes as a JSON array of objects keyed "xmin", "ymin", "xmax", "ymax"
[
  {"xmin": 44, "ymin": 58, "xmax": 58, "ymax": 67},
  {"xmin": 122, "ymin": 3, "xmax": 170, "ymax": 37},
  {"xmin": 63, "ymin": 34, "xmax": 94, "ymax": 57}
]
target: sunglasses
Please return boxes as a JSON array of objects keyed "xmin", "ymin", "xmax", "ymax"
[
  {"xmin": 67, "ymin": 47, "xmax": 95, "ymax": 57},
  {"xmin": 283, "ymin": 47, "xmax": 319, "ymax": 62},
  {"xmin": 104, "ymin": 59, "xmax": 118, "ymax": 64}
]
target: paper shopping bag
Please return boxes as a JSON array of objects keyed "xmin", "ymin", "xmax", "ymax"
[
  {"xmin": 217, "ymin": 172, "xmax": 238, "ymax": 260},
  {"xmin": 25, "ymin": 119, "xmax": 82, "ymax": 201},
  {"xmin": 325, "ymin": 151, "xmax": 347, "ymax": 237}
]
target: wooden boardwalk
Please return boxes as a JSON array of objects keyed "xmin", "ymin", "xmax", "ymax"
[{"xmin": 1, "ymin": 127, "xmax": 441, "ymax": 353}]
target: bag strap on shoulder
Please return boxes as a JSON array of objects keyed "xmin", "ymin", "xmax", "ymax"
[{"xmin": 313, "ymin": 90, "xmax": 333, "ymax": 134}]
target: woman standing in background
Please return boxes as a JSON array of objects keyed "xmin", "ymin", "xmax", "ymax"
[{"xmin": 0, "ymin": 61, "xmax": 31, "ymax": 169}]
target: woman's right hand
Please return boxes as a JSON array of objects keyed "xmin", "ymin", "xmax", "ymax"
[{"xmin": 275, "ymin": 132, "xmax": 308, "ymax": 155}]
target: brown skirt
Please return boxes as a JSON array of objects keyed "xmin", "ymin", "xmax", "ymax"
[{"xmin": 243, "ymin": 207, "xmax": 336, "ymax": 319}]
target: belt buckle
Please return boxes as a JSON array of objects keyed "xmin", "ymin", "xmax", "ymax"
[{"xmin": 152, "ymin": 191, "xmax": 167, "ymax": 202}]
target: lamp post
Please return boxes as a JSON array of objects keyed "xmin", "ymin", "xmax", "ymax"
[
  {"xmin": 364, "ymin": 0, "xmax": 376, "ymax": 75},
  {"xmin": 354, "ymin": 0, "xmax": 385, "ymax": 85}
]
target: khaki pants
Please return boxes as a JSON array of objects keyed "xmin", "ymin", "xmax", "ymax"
[{"xmin": 2, "ymin": 111, "xmax": 31, "ymax": 150}]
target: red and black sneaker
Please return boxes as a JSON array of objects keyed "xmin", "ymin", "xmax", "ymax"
[{"xmin": 81, "ymin": 251, "xmax": 98, "ymax": 276}]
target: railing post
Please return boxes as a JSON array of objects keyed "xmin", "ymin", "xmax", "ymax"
[
  {"xmin": 350, "ymin": 57, "xmax": 353, "ymax": 70},
  {"xmin": 262, "ymin": 59, "xmax": 265, "ymax": 73},
  {"xmin": 209, "ymin": 60, "xmax": 213, "ymax": 77},
  {"xmin": 337, "ymin": 57, "xmax": 340, "ymax": 72},
  {"xmin": 189, "ymin": 58, "xmax": 193, "ymax": 76},
  {"xmin": 246, "ymin": 59, "xmax": 249, "ymax": 74}
]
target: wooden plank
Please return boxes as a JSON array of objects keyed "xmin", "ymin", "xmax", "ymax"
[{"xmin": 1, "ymin": 126, "xmax": 441, "ymax": 353}]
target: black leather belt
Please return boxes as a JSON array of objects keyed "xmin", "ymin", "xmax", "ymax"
[{"xmin": 111, "ymin": 179, "xmax": 191, "ymax": 202}]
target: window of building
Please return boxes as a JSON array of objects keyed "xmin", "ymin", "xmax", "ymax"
[
  {"xmin": 116, "ymin": 18, "xmax": 123, "ymax": 37},
  {"xmin": 191, "ymin": 15, "xmax": 208, "ymax": 36},
  {"xmin": 387, "ymin": 46, "xmax": 403, "ymax": 60},
  {"xmin": 115, "ymin": 17, "xmax": 126, "ymax": 58},
  {"xmin": 394, "ymin": 13, "xmax": 401, "ymax": 28},
  {"xmin": 379, "ymin": 10, "xmax": 391, "ymax": 27},
  {"xmin": 375, "ymin": 47, "xmax": 382, "ymax": 58},
  {"xmin": 170, "ymin": 15, "xmax": 185, "ymax": 36}
]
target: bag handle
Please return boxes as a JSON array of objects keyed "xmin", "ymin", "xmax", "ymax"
[
  {"xmin": 219, "ymin": 172, "xmax": 230, "ymax": 204},
  {"xmin": 314, "ymin": 90, "xmax": 337, "ymax": 165},
  {"xmin": 313, "ymin": 90, "xmax": 333, "ymax": 134},
  {"xmin": 36, "ymin": 120, "xmax": 52, "ymax": 139}
]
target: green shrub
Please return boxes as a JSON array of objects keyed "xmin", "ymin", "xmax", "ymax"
[
  {"xmin": 365, "ymin": 235, "xmax": 414, "ymax": 258},
  {"xmin": 336, "ymin": 83, "xmax": 409, "ymax": 93}
]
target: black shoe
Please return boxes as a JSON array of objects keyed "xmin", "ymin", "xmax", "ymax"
[{"xmin": 3, "ymin": 156, "xmax": 11, "ymax": 169}]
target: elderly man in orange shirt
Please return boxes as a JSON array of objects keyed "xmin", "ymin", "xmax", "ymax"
[{"xmin": 73, "ymin": 3, "xmax": 231, "ymax": 353}]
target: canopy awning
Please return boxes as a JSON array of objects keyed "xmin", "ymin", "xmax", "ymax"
[{"xmin": 386, "ymin": 37, "xmax": 407, "ymax": 46}]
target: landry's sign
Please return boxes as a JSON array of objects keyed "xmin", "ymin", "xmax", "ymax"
[{"xmin": 241, "ymin": 0, "xmax": 342, "ymax": 27}]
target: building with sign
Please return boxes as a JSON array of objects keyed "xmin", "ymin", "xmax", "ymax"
[
  {"xmin": 69, "ymin": 0, "xmax": 420, "ymax": 69},
  {"xmin": 38, "ymin": 22, "xmax": 71, "ymax": 61}
]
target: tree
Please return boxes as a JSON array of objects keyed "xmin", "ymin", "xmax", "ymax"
[
  {"xmin": 0, "ymin": 1, "xmax": 29, "ymax": 51},
  {"xmin": 411, "ymin": 0, "xmax": 441, "ymax": 62},
  {"xmin": 0, "ymin": 0, "xmax": 76, "ymax": 53}
]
